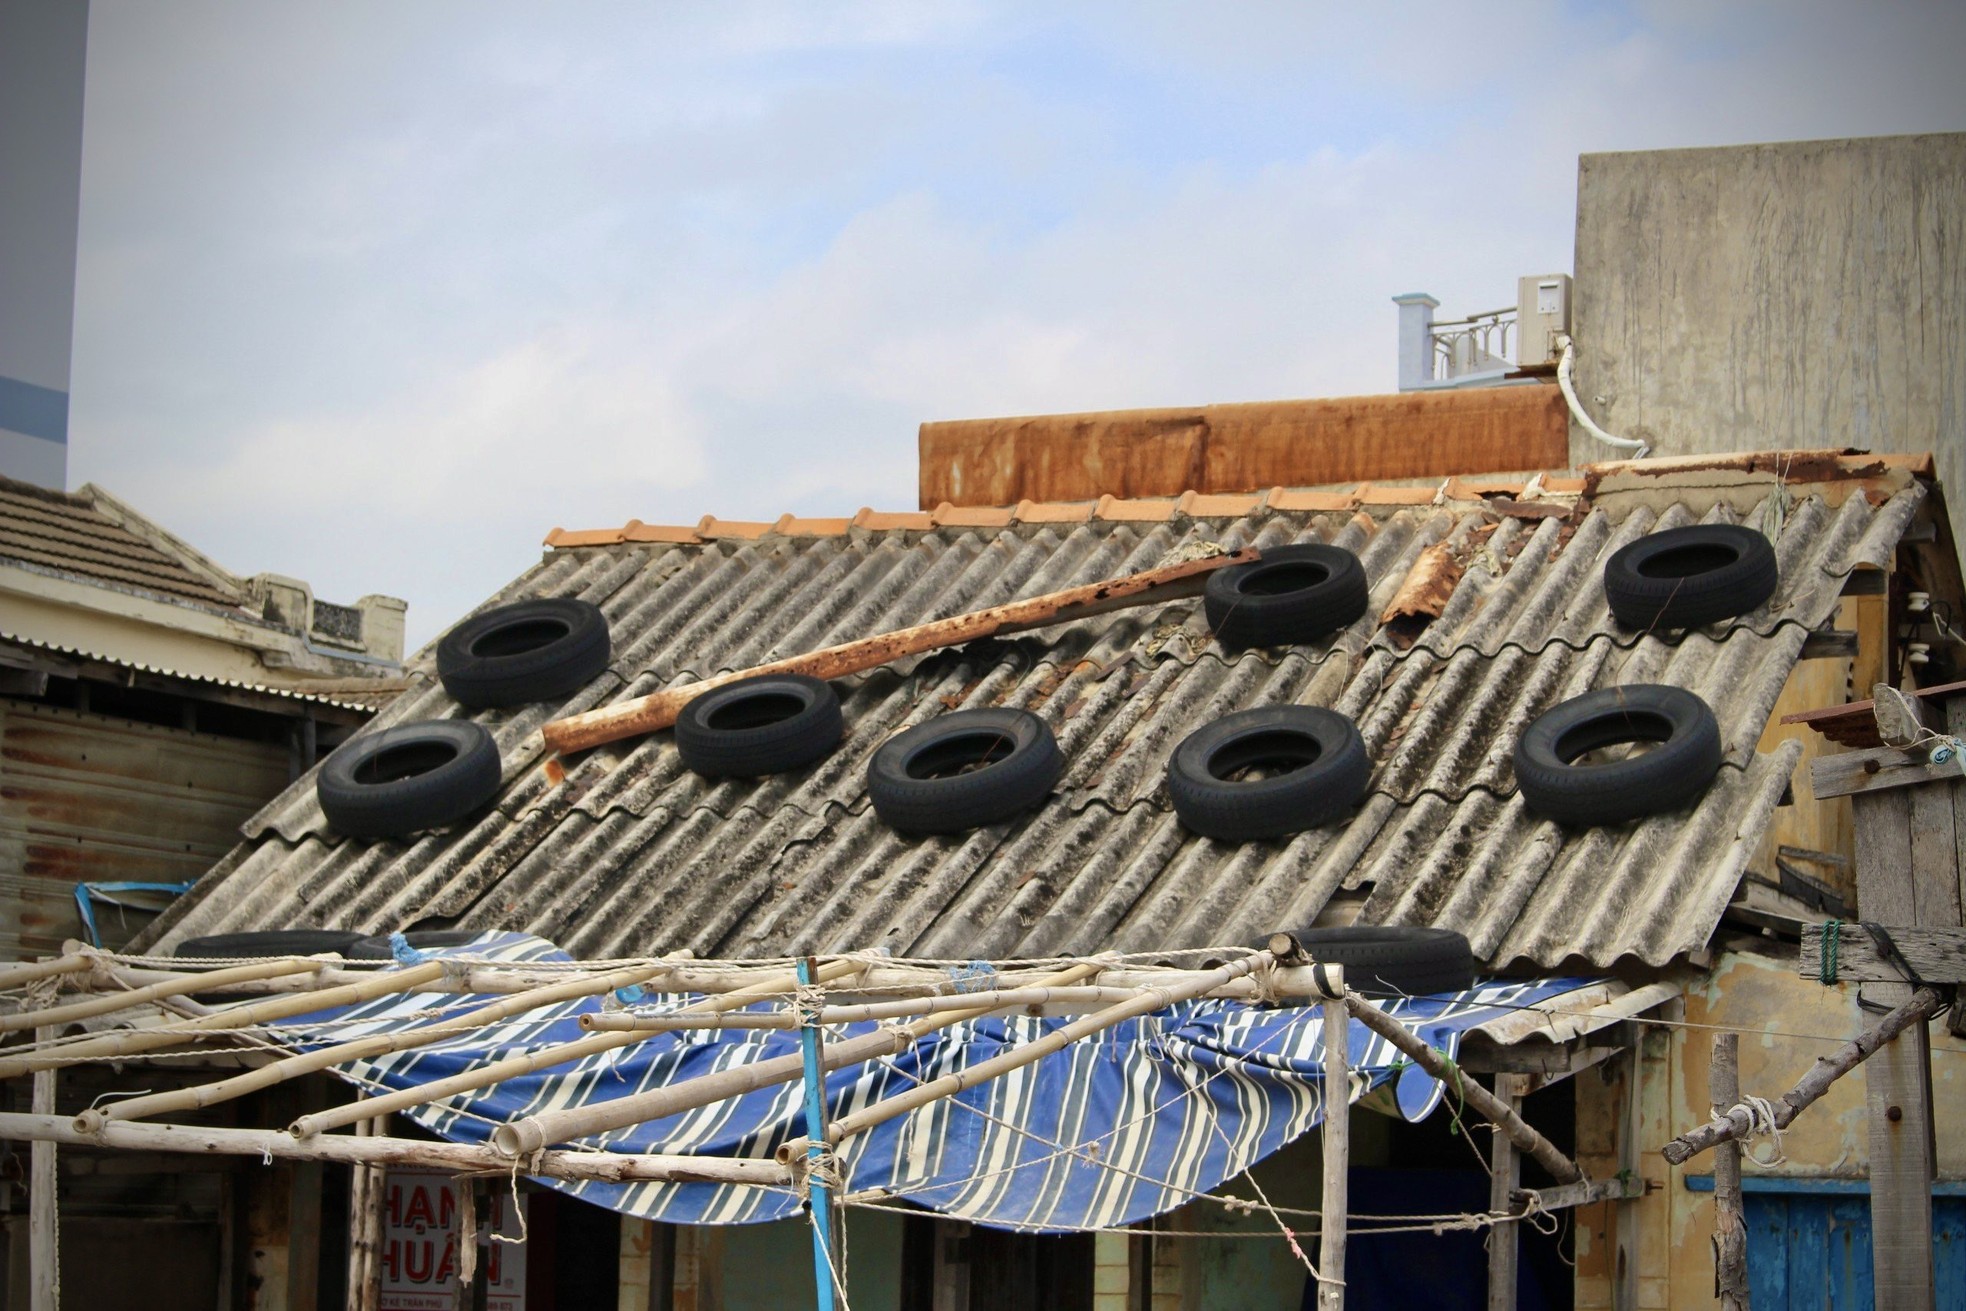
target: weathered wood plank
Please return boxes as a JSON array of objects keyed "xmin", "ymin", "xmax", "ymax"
[
  {"xmin": 1487, "ymin": 1074, "xmax": 1526, "ymax": 1311},
  {"xmin": 1799, "ymin": 925, "xmax": 1966, "ymax": 984},
  {"xmin": 1865, "ymin": 980, "xmax": 1937, "ymax": 1311},
  {"xmin": 541, "ymin": 548, "xmax": 1257, "ymax": 752},
  {"xmin": 1853, "ymin": 790, "xmax": 1918, "ymax": 921},
  {"xmin": 30, "ymin": 1027, "xmax": 57, "ymax": 1311},
  {"xmin": 1814, "ymin": 745, "xmax": 1966, "ymax": 800}
]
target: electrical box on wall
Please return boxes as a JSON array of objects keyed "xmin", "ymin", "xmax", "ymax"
[{"xmin": 1516, "ymin": 273, "xmax": 1571, "ymax": 366}]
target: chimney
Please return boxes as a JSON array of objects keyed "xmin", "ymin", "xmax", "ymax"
[{"xmin": 1392, "ymin": 293, "xmax": 1439, "ymax": 391}]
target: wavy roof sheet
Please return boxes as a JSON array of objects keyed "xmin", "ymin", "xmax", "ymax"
[{"xmin": 139, "ymin": 456, "xmax": 1926, "ymax": 971}]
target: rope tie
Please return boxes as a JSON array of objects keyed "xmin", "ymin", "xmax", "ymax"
[
  {"xmin": 793, "ymin": 983, "xmax": 828, "ymax": 1027},
  {"xmin": 1249, "ymin": 960, "xmax": 1286, "ymax": 1007},
  {"xmin": 1818, "ymin": 920, "xmax": 1842, "ymax": 985},
  {"xmin": 1715, "ymin": 1095, "xmax": 1789, "ymax": 1168}
]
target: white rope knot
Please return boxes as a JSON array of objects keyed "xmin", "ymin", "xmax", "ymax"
[
  {"xmin": 792, "ymin": 1142, "xmax": 847, "ymax": 1199},
  {"xmin": 793, "ymin": 983, "xmax": 827, "ymax": 1027},
  {"xmin": 1718, "ymin": 1095, "xmax": 1790, "ymax": 1168},
  {"xmin": 1249, "ymin": 959, "xmax": 1286, "ymax": 1007}
]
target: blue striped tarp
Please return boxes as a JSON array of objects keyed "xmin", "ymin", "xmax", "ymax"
[{"xmin": 272, "ymin": 934, "xmax": 1596, "ymax": 1232}]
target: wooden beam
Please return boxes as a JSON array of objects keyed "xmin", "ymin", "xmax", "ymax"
[
  {"xmin": 1800, "ymin": 924, "xmax": 1966, "ymax": 984},
  {"xmin": 1811, "ymin": 743, "xmax": 1966, "ymax": 800},
  {"xmin": 1486, "ymin": 1074, "xmax": 1526, "ymax": 1311},
  {"xmin": 346, "ymin": 1116, "xmax": 387, "ymax": 1311},
  {"xmin": 30, "ymin": 1028, "xmax": 57, "ymax": 1311},
  {"xmin": 1318, "ymin": 990, "xmax": 1349, "ymax": 1311},
  {"xmin": 1798, "ymin": 628, "xmax": 1860, "ymax": 659},
  {"xmin": 539, "ymin": 549, "xmax": 1257, "ymax": 753},
  {"xmin": 1709, "ymin": 1034, "xmax": 1748, "ymax": 1311},
  {"xmin": 1660, "ymin": 987, "xmax": 1948, "ymax": 1165},
  {"xmin": 1509, "ymin": 1176, "xmax": 1643, "ymax": 1212},
  {"xmin": 1343, "ymin": 992, "xmax": 1584, "ymax": 1184},
  {"xmin": 0, "ymin": 1113, "xmax": 792, "ymax": 1186},
  {"xmin": 1865, "ymin": 980, "xmax": 1937, "ymax": 1311}
]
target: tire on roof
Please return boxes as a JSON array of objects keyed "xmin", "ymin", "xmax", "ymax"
[
  {"xmin": 344, "ymin": 929, "xmax": 485, "ymax": 960},
  {"xmin": 1287, "ymin": 927, "xmax": 1475, "ymax": 999},
  {"xmin": 174, "ymin": 930, "xmax": 365, "ymax": 959},
  {"xmin": 675, "ymin": 674, "xmax": 844, "ymax": 778},
  {"xmin": 1602, "ymin": 524, "xmax": 1778, "ymax": 632},
  {"xmin": 317, "ymin": 720, "xmax": 502, "ymax": 840},
  {"xmin": 437, "ymin": 597, "xmax": 611, "ymax": 708},
  {"xmin": 1167, "ymin": 705, "xmax": 1369, "ymax": 840},
  {"xmin": 868, "ymin": 708, "xmax": 1062, "ymax": 835},
  {"xmin": 1513, "ymin": 684, "xmax": 1722, "ymax": 826},
  {"xmin": 1204, "ymin": 543, "xmax": 1370, "ymax": 650}
]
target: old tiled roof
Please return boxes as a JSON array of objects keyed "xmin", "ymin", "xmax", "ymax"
[
  {"xmin": 140, "ymin": 452, "xmax": 1928, "ymax": 971},
  {"xmin": 0, "ymin": 476, "xmax": 248, "ymax": 612}
]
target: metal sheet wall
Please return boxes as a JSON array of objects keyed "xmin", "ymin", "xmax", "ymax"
[{"xmin": 0, "ymin": 699, "xmax": 289, "ymax": 959}]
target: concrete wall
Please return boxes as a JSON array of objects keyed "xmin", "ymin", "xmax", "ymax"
[{"xmin": 1572, "ymin": 133, "xmax": 1966, "ymax": 546}]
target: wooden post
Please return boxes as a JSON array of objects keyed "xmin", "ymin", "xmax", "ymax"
[
  {"xmin": 29, "ymin": 1026, "xmax": 57, "ymax": 1311},
  {"xmin": 1709, "ymin": 1034, "xmax": 1748, "ymax": 1311},
  {"xmin": 346, "ymin": 1115, "xmax": 388, "ymax": 1311},
  {"xmin": 1846, "ymin": 752, "xmax": 1942, "ymax": 1311},
  {"xmin": 1317, "ymin": 992, "xmax": 1349, "ymax": 1311},
  {"xmin": 289, "ymin": 1083, "xmax": 325, "ymax": 1311},
  {"xmin": 1486, "ymin": 1074, "xmax": 1525, "ymax": 1311}
]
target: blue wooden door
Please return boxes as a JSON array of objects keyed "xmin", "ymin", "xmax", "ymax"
[{"xmin": 1742, "ymin": 1192, "xmax": 1964, "ymax": 1309}]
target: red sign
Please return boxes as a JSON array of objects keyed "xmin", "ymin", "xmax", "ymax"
[{"xmin": 378, "ymin": 1168, "xmax": 526, "ymax": 1311}]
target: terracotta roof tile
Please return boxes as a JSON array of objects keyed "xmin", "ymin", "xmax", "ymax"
[
  {"xmin": 1012, "ymin": 499, "xmax": 1095, "ymax": 525},
  {"xmin": 1092, "ymin": 495, "xmax": 1179, "ymax": 522},
  {"xmin": 930, "ymin": 503, "xmax": 1015, "ymax": 528},
  {"xmin": 1175, "ymin": 491, "xmax": 1266, "ymax": 517},
  {"xmin": 695, "ymin": 517, "xmax": 775, "ymax": 541},
  {"xmin": 1266, "ymin": 488, "xmax": 1358, "ymax": 512},
  {"xmin": 853, "ymin": 507, "xmax": 936, "ymax": 531}
]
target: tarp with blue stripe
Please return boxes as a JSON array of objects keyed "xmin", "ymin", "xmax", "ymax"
[{"xmin": 275, "ymin": 934, "xmax": 1596, "ymax": 1233}]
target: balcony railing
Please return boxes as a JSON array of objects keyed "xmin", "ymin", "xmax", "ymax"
[{"xmin": 1430, "ymin": 306, "xmax": 1516, "ymax": 379}]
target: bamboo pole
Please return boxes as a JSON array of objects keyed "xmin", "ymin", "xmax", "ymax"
[
  {"xmin": 1343, "ymin": 992, "xmax": 1585, "ymax": 1185},
  {"xmin": 292, "ymin": 958, "xmax": 863, "ymax": 1139},
  {"xmin": 496, "ymin": 959, "xmax": 1111, "ymax": 1159},
  {"xmin": 0, "ymin": 1112, "xmax": 790, "ymax": 1185},
  {"xmin": 0, "ymin": 956, "xmax": 326, "ymax": 1033},
  {"xmin": 578, "ymin": 983, "xmax": 1152, "ymax": 1030},
  {"xmin": 1317, "ymin": 983, "xmax": 1349, "ymax": 1311},
  {"xmin": 0, "ymin": 961, "xmax": 450, "ymax": 1080},
  {"xmin": 1661, "ymin": 987, "xmax": 1948, "ymax": 1166},
  {"xmin": 1710, "ymin": 1033, "xmax": 1748, "ymax": 1311},
  {"xmin": 347, "ymin": 1115, "xmax": 387, "ymax": 1311},
  {"xmin": 29, "ymin": 1028, "xmax": 57, "ymax": 1311},
  {"xmin": 540, "ymin": 550, "xmax": 1257, "ymax": 753},
  {"xmin": 776, "ymin": 952, "xmax": 1271, "ymax": 1159},
  {"xmin": 74, "ymin": 963, "xmax": 669, "ymax": 1131},
  {"xmin": 0, "ymin": 954, "xmax": 94, "ymax": 991}
]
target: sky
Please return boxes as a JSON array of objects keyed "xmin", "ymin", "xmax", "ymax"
[{"xmin": 66, "ymin": 1, "xmax": 1966, "ymax": 650}]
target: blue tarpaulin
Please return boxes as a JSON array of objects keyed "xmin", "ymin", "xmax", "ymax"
[{"xmin": 271, "ymin": 934, "xmax": 1597, "ymax": 1232}]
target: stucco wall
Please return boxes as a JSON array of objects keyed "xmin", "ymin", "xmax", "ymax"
[{"xmin": 1572, "ymin": 134, "xmax": 1966, "ymax": 545}]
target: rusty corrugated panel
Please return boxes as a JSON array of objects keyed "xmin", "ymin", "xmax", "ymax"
[
  {"xmin": 918, "ymin": 386, "xmax": 1570, "ymax": 509},
  {"xmin": 0, "ymin": 700, "xmax": 289, "ymax": 959},
  {"xmin": 140, "ymin": 482, "xmax": 1919, "ymax": 971}
]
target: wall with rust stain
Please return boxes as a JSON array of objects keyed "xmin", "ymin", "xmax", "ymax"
[
  {"xmin": 1574, "ymin": 950, "xmax": 1966, "ymax": 1309},
  {"xmin": 1574, "ymin": 134, "xmax": 1966, "ymax": 552},
  {"xmin": 917, "ymin": 385, "xmax": 1569, "ymax": 509}
]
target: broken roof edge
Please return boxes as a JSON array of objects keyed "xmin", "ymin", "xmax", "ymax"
[{"xmin": 542, "ymin": 449, "xmax": 1931, "ymax": 552}]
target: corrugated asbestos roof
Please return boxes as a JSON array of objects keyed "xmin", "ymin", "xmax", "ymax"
[
  {"xmin": 0, "ymin": 630, "xmax": 407, "ymax": 713},
  {"xmin": 139, "ymin": 457, "xmax": 1925, "ymax": 971},
  {"xmin": 0, "ymin": 477, "xmax": 247, "ymax": 612}
]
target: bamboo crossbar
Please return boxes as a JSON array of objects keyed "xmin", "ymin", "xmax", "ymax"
[
  {"xmin": 540, "ymin": 550, "xmax": 1257, "ymax": 753},
  {"xmin": 0, "ymin": 954, "xmax": 95, "ymax": 991},
  {"xmin": 290, "ymin": 958, "xmax": 864, "ymax": 1139},
  {"xmin": 776, "ymin": 951, "xmax": 1274, "ymax": 1160},
  {"xmin": 579, "ymin": 984, "xmax": 1153, "ymax": 1031},
  {"xmin": 73, "ymin": 963, "xmax": 670, "ymax": 1133},
  {"xmin": 0, "ymin": 1113, "xmax": 790, "ymax": 1185},
  {"xmin": 0, "ymin": 962, "xmax": 450, "ymax": 1081},
  {"xmin": 493, "ymin": 959, "xmax": 1109, "ymax": 1159},
  {"xmin": 0, "ymin": 956, "xmax": 326, "ymax": 1034},
  {"xmin": 1343, "ymin": 990, "xmax": 1586, "ymax": 1185},
  {"xmin": 1660, "ymin": 986, "xmax": 1949, "ymax": 1166}
]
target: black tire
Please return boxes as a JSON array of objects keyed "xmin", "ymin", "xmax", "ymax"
[
  {"xmin": 1513, "ymin": 685, "xmax": 1722, "ymax": 826},
  {"xmin": 437, "ymin": 598, "xmax": 611, "ymax": 708},
  {"xmin": 1603, "ymin": 524, "xmax": 1778, "ymax": 631},
  {"xmin": 1291, "ymin": 927, "xmax": 1474, "ymax": 999},
  {"xmin": 1204, "ymin": 544, "xmax": 1370, "ymax": 650},
  {"xmin": 317, "ymin": 720, "xmax": 503, "ymax": 839},
  {"xmin": 868, "ymin": 709, "xmax": 1062, "ymax": 835},
  {"xmin": 674, "ymin": 674, "xmax": 844, "ymax": 778},
  {"xmin": 1167, "ymin": 706, "xmax": 1369, "ymax": 840},
  {"xmin": 175, "ymin": 930, "xmax": 364, "ymax": 959},
  {"xmin": 345, "ymin": 929, "xmax": 483, "ymax": 960}
]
